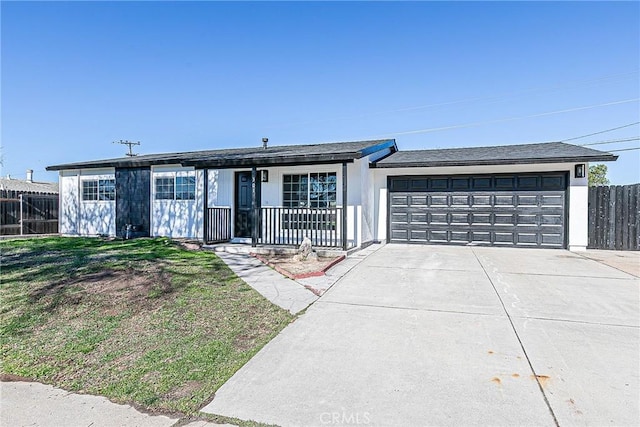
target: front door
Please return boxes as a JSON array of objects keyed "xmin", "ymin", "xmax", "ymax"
[{"xmin": 235, "ymin": 171, "xmax": 261, "ymax": 238}]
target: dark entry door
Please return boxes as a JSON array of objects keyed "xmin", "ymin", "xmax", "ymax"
[{"xmin": 235, "ymin": 171, "xmax": 261, "ymax": 238}]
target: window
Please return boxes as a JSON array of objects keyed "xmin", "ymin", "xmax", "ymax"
[
  {"xmin": 98, "ymin": 179, "xmax": 116, "ymax": 201},
  {"xmin": 82, "ymin": 180, "xmax": 98, "ymax": 201},
  {"xmin": 154, "ymin": 175, "xmax": 196, "ymax": 200},
  {"xmin": 176, "ymin": 176, "xmax": 196, "ymax": 200},
  {"xmin": 82, "ymin": 179, "xmax": 115, "ymax": 201},
  {"xmin": 283, "ymin": 172, "xmax": 336, "ymax": 208},
  {"xmin": 155, "ymin": 177, "xmax": 175, "ymax": 200}
]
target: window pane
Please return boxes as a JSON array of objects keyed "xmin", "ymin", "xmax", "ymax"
[
  {"xmin": 82, "ymin": 180, "xmax": 98, "ymax": 201},
  {"xmin": 98, "ymin": 179, "xmax": 115, "ymax": 201},
  {"xmin": 283, "ymin": 174, "xmax": 308, "ymax": 207},
  {"xmin": 309, "ymin": 172, "xmax": 336, "ymax": 208},
  {"xmin": 176, "ymin": 176, "xmax": 196, "ymax": 200},
  {"xmin": 155, "ymin": 177, "xmax": 174, "ymax": 200}
]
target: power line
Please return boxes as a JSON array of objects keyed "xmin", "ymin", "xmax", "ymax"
[
  {"xmin": 607, "ymin": 147, "xmax": 640, "ymax": 153},
  {"xmin": 562, "ymin": 121, "xmax": 640, "ymax": 142},
  {"xmin": 267, "ymin": 70, "xmax": 639, "ymax": 129},
  {"xmin": 371, "ymin": 98, "xmax": 640, "ymax": 138},
  {"xmin": 579, "ymin": 137, "xmax": 640, "ymax": 146}
]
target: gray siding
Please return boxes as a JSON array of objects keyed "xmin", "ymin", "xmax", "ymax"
[{"xmin": 115, "ymin": 167, "xmax": 151, "ymax": 237}]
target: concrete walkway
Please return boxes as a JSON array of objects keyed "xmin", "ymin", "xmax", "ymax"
[
  {"xmin": 214, "ymin": 251, "xmax": 318, "ymax": 314},
  {"xmin": 202, "ymin": 245, "xmax": 640, "ymax": 426},
  {"xmin": 0, "ymin": 380, "xmax": 229, "ymax": 427},
  {"xmin": 213, "ymin": 244, "xmax": 382, "ymax": 314}
]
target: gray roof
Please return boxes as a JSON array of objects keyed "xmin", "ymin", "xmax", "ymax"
[
  {"xmin": 0, "ymin": 178, "xmax": 59, "ymax": 194},
  {"xmin": 47, "ymin": 139, "xmax": 398, "ymax": 171},
  {"xmin": 372, "ymin": 142, "xmax": 618, "ymax": 168}
]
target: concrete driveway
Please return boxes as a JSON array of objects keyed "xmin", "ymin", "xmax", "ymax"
[{"xmin": 202, "ymin": 245, "xmax": 640, "ymax": 426}]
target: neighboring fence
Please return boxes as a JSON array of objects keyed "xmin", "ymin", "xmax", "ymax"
[
  {"xmin": 588, "ymin": 184, "xmax": 639, "ymax": 251},
  {"xmin": 0, "ymin": 194, "xmax": 59, "ymax": 235}
]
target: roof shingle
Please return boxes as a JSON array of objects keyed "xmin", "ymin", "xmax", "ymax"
[{"xmin": 372, "ymin": 142, "xmax": 617, "ymax": 168}]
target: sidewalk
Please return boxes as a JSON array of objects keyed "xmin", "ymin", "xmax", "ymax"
[{"xmin": 0, "ymin": 380, "xmax": 230, "ymax": 427}]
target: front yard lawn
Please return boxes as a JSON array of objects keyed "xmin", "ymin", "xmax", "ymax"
[{"xmin": 0, "ymin": 237, "xmax": 293, "ymax": 416}]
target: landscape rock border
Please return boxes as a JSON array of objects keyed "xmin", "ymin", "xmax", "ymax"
[{"xmin": 251, "ymin": 253, "xmax": 346, "ymax": 280}]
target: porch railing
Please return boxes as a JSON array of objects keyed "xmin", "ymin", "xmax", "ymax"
[
  {"xmin": 205, "ymin": 206, "xmax": 345, "ymax": 248},
  {"xmin": 205, "ymin": 207, "xmax": 232, "ymax": 243},
  {"xmin": 258, "ymin": 207, "xmax": 343, "ymax": 247}
]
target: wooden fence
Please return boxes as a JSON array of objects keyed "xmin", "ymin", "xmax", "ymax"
[
  {"xmin": 0, "ymin": 194, "xmax": 59, "ymax": 235},
  {"xmin": 588, "ymin": 184, "xmax": 639, "ymax": 251}
]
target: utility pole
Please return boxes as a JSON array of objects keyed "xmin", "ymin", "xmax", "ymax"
[{"xmin": 113, "ymin": 140, "xmax": 140, "ymax": 157}]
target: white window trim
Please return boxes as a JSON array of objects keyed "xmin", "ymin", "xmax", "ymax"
[
  {"xmin": 81, "ymin": 178, "xmax": 116, "ymax": 202},
  {"xmin": 153, "ymin": 172, "xmax": 196, "ymax": 202}
]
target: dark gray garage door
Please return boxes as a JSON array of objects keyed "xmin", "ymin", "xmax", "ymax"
[{"xmin": 389, "ymin": 173, "xmax": 567, "ymax": 248}]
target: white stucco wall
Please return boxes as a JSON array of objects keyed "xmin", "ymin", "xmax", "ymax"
[
  {"xmin": 568, "ymin": 165, "xmax": 589, "ymax": 251},
  {"xmin": 58, "ymin": 169, "xmax": 116, "ymax": 236},
  {"xmin": 372, "ymin": 162, "xmax": 588, "ymax": 250},
  {"xmin": 151, "ymin": 165, "xmax": 203, "ymax": 239},
  {"xmin": 59, "ymin": 171, "xmax": 79, "ymax": 235}
]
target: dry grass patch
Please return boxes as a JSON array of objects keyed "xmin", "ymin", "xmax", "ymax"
[{"xmin": 0, "ymin": 237, "xmax": 293, "ymax": 415}]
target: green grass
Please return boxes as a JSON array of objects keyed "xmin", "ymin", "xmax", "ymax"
[{"xmin": 0, "ymin": 237, "xmax": 293, "ymax": 417}]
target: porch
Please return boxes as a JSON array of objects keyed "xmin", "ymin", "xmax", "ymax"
[{"xmin": 204, "ymin": 206, "xmax": 352, "ymax": 250}]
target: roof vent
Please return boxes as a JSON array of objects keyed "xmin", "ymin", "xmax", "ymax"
[
  {"xmin": 26, "ymin": 169, "xmax": 33, "ymax": 182},
  {"xmin": 262, "ymin": 137, "xmax": 268, "ymax": 149}
]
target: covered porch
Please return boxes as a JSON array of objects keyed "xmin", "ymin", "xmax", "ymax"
[{"xmin": 202, "ymin": 163, "xmax": 351, "ymax": 250}]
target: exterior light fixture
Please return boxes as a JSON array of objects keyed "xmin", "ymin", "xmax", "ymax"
[
  {"xmin": 261, "ymin": 170, "xmax": 269, "ymax": 182},
  {"xmin": 575, "ymin": 164, "xmax": 586, "ymax": 178}
]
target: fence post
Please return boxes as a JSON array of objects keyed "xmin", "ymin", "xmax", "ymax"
[
  {"xmin": 202, "ymin": 168, "xmax": 209, "ymax": 243},
  {"xmin": 19, "ymin": 194, "xmax": 24, "ymax": 235},
  {"xmin": 251, "ymin": 167, "xmax": 257, "ymax": 248},
  {"xmin": 342, "ymin": 162, "xmax": 348, "ymax": 251}
]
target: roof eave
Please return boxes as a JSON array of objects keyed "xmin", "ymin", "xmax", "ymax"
[
  {"xmin": 185, "ymin": 154, "xmax": 358, "ymax": 169},
  {"xmin": 357, "ymin": 139, "xmax": 397, "ymax": 158},
  {"xmin": 371, "ymin": 155, "xmax": 619, "ymax": 169}
]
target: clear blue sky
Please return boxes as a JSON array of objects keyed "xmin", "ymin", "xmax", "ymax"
[{"xmin": 2, "ymin": 1, "xmax": 639, "ymax": 184}]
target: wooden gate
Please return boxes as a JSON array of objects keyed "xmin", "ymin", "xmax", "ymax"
[{"xmin": 588, "ymin": 184, "xmax": 639, "ymax": 250}]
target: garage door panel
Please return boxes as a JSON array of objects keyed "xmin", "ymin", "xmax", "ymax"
[
  {"xmin": 410, "ymin": 195, "xmax": 427, "ymax": 205},
  {"xmin": 451, "ymin": 195, "xmax": 470, "ymax": 205},
  {"xmin": 429, "ymin": 230, "xmax": 448, "ymax": 242},
  {"xmin": 430, "ymin": 195, "xmax": 448, "ymax": 206},
  {"xmin": 410, "ymin": 212, "xmax": 428, "ymax": 223},
  {"xmin": 517, "ymin": 214, "xmax": 538, "ymax": 225},
  {"xmin": 391, "ymin": 195, "xmax": 409, "ymax": 206},
  {"xmin": 471, "ymin": 214, "xmax": 491, "ymax": 224},
  {"xmin": 471, "ymin": 232, "xmax": 491, "ymax": 242},
  {"xmin": 517, "ymin": 195, "xmax": 538, "ymax": 206},
  {"xmin": 495, "ymin": 195, "xmax": 516, "ymax": 206},
  {"xmin": 471, "ymin": 195, "xmax": 491, "ymax": 206},
  {"xmin": 541, "ymin": 194, "xmax": 564, "ymax": 206},
  {"xmin": 391, "ymin": 229, "xmax": 408, "ymax": 241},
  {"xmin": 389, "ymin": 173, "xmax": 566, "ymax": 248},
  {"xmin": 541, "ymin": 215, "xmax": 563, "ymax": 225},
  {"xmin": 409, "ymin": 230, "xmax": 427, "ymax": 241}
]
